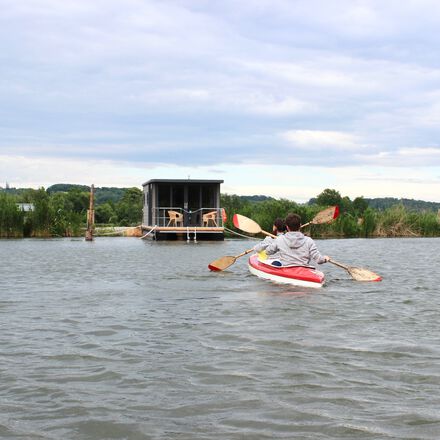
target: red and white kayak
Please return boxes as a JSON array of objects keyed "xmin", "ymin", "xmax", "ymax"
[{"xmin": 248, "ymin": 254, "xmax": 325, "ymax": 288}]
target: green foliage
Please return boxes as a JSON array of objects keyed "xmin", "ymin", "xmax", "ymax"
[
  {"xmin": 95, "ymin": 187, "xmax": 127, "ymax": 204},
  {"xmin": 224, "ymin": 189, "xmax": 440, "ymax": 239},
  {"xmin": 352, "ymin": 196, "xmax": 369, "ymax": 216},
  {"xmin": 365, "ymin": 197, "xmax": 440, "ymax": 212},
  {"xmin": 3, "ymin": 185, "xmax": 440, "ymax": 239},
  {"xmin": 47, "ymin": 184, "xmax": 90, "ymax": 194},
  {"xmin": 66, "ymin": 188, "xmax": 89, "ymax": 213},
  {"xmin": 46, "ymin": 183, "xmax": 127, "ymax": 205},
  {"xmin": 316, "ymin": 188, "xmax": 342, "ymax": 207},
  {"xmin": 360, "ymin": 208, "xmax": 377, "ymax": 237},
  {"xmin": 114, "ymin": 187, "xmax": 143, "ymax": 226},
  {"xmin": 28, "ymin": 188, "xmax": 52, "ymax": 237},
  {"xmin": 0, "ymin": 193, "xmax": 24, "ymax": 237},
  {"xmin": 95, "ymin": 202, "xmax": 116, "ymax": 224}
]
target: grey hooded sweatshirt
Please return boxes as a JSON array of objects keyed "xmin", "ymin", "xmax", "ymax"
[{"xmin": 254, "ymin": 231, "xmax": 326, "ymax": 267}]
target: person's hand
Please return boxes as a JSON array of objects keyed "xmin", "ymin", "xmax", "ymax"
[{"xmin": 324, "ymin": 255, "xmax": 330, "ymax": 262}]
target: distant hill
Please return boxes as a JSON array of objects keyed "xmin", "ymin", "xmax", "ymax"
[
  {"xmin": 47, "ymin": 184, "xmax": 90, "ymax": 193},
  {"xmin": 238, "ymin": 195, "xmax": 275, "ymax": 202},
  {"xmin": 0, "ymin": 187, "xmax": 31, "ymax": 196},
  {"xmin": 47, "ymin": 184, "xmax": 129, "ymax": 204}
]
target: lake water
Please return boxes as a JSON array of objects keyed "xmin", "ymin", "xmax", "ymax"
[{"xmin": 1, "ymin": 237, "xmax": 439, "ymax": 439}]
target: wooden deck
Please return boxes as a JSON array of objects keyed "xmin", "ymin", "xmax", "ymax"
[{"xmin": 141, "ymin": 225, "xmax": 224, "ymax": 240}]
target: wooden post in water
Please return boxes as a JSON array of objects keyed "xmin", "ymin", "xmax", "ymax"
[{"xmin": 85, "ymin": 184, "xmax": 95, "ymax": 241}]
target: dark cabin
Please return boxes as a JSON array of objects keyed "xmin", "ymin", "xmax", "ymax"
[{"xmin": 142, "ymin": 179, "xmax": 225, "ymax": 240}]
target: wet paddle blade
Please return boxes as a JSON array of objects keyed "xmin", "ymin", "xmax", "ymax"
[
  {"xmin": 233, "ymin": 214, "xmax": 262, "ymax": 234},
  {"xmin": 328, "ymin": 258, "xmax": 382, "ymax": 282},
  {"xmin": 311, "ymin": 205, "xmax": 340, "ymax": 225},
  {"xmin": 208, "ymin": 255, "xmax": 236, "ymax": 271},
  {"xmin": 347, "ymin": 266, "xmax": 382, "ymax": 282}
]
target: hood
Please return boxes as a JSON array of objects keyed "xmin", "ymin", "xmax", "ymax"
[{"xmin": 284, "ymin": 231, "xmax": 306, "ymax": 249}]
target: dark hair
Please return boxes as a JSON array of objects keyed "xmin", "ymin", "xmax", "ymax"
[
  {"xmin": 285, "ymin": 213, "xmax": 301, "ymax": 231},
  {"xmin": 273, "ymin": 218, "xmax": 286, "ymax": 233}
]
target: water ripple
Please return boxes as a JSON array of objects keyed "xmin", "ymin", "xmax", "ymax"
[{"xmin": 1, "ymin": 237, "xmax": 440, "ymax": 439}]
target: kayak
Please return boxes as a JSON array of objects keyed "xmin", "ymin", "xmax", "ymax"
[{"xmin": 248, "ymin": 254, "xmax": 325, "ymax": 288}]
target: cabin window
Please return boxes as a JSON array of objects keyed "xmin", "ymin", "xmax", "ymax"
[
  {"xmin": 188, "ymin": 185, "xmax": 201, "ymax": 211},
  {"xmin": 158, "ymin": 184, "xmax": 171, "ymax": 208},
  {"xmin": 202, "ymin": 185, "xmax": 216, "ymax": 209},
  {"xmin": 172, "ymin": 185, "xmax": 184, "ymax": 208}
]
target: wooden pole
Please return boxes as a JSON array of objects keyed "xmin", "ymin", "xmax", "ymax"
[{"xmin": 85, "ymin": 184, "xmax": 95, "ymax": 241}]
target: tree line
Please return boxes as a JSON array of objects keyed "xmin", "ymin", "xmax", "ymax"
[
  {"xmin": 1, "ymin": 185, "xmax": 440, "ymax": 238},
  {"xmin": 0, "ymin": 186, "xmax": 143, "ymax": 238},
  {"xmin": 221, "ymin": 188, "xmax": 440, "ymax": 238}
]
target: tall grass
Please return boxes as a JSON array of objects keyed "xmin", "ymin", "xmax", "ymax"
[{"xmin": 221, "ymin": 195, "xmax": 440, "ymax": 238}]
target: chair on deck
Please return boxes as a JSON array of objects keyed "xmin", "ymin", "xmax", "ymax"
[
  {"xmin": 202, "ymin": 211, "xmax": 218, "ymax": 227},
  {"xmin": 167, "ymin": 210, "xmax": 183, "ymax": 227}
]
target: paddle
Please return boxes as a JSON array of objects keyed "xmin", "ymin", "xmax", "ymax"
[
  {"xmin": 219, "ymin": 208, "xmax": 339, "ymax": 272},
  {"xmin": 208, "ymin": 248, "xmax": 254, "ymax": 271},
  {"xmin": 327, "ymin": 258, "xmax": 382, "ymax": 282},
  {"xmin": 301, "ymin": 205, "xmax": 340, "ymax": 228},
  {"xmin": 232, "ymin": 205, "xmax": 339, "ymax": 236},
  {"xmin": 232, "ymin": 214, "xmax": 382, "ymax": 282},
  {"xmin": 232, "ymin": 214, "xmax": 273, "ymax": 236}
]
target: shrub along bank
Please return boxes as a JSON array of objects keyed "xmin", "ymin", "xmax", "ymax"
[{"xmin": 1, "ymin": 186, "xmax": 439, "ymax": 238}]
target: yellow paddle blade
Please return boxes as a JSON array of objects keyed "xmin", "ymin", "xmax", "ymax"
[
  {"xmin": 328, "ymin": 258, "xmax": 382, "ymax": 282},
  {"xmin": 208, "ymin": 248, "xmax": 255, "ymax": 271},
  {"xmin": 347, "ymin": 266, "xmax": 382, "ymax": 282},
  {"xmin": 233, "ymin": 214, "xmax": 262, "ymax": 234},
  {"xmin": 311, "ymin": 205, "xmax": 340, "ymax": 224},
  {"xmin": 208, "ymin": 255, "xmax": 236, "ymax": 271}
]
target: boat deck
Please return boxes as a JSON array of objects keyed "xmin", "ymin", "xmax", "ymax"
[{"xmin": 141, "ymin": 225, "xmax": 224, "ymax": 240}]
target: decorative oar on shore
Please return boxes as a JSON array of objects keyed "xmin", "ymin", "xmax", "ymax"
[
  {"xmin": 231, "ymin": 212, "xmax": 382, "ymax": 282},
  {"xmin": 208, "ymin": 248, "xmax": 254, "ymax": 271}
]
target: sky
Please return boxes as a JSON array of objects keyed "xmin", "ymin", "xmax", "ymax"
[{"xmin": 1, "ymin": 0, "xmax": 440, "ymax": 203}]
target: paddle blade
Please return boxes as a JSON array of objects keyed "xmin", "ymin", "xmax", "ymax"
[
  {"xmin": 311, "ymin": 205, "xmax": 340, "ymax": 225},
  {"xmin": 347, "ymin": 266, "xmax": 382, "ymax": 282},
  {"xmin": 233, "ymin": 214, "xmax": 262, "ymax": 234},
  {"xmin": 208, "ymin": 255, "xmax": 236, "ymax": 271}
]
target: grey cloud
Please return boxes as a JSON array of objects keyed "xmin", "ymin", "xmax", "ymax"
[{"xmin": 1, "ymin": 0, "xmax": 440, "ymax": 170}]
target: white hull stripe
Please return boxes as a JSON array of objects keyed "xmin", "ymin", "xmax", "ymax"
[{"xmin": 248, "ymin": 264, "xmax": 324, "ymax": 288}]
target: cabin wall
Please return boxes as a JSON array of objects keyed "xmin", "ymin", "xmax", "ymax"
[{"xmin": 143, "ymin": 180, "xmax": 223, "ymax": 227}]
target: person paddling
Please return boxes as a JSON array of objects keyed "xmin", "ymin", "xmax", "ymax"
[
  {"xmin": 254, "ymin": 218, "xmax": 286, "ymax": 264},
  {"xmin": 254, "ymin": 213, "xmax": 329, "ymax": 267}
]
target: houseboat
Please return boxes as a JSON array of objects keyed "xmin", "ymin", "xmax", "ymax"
[{"xmin": 141, "ymin": 179, "xmax": 225, "ymax": 240}]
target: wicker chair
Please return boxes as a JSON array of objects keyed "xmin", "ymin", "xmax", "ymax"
[
  {"xmin": 167, "ymin": 210, "xmax": 184, "ymax": 226},
  {"xmin": 202, "ymin": 211, "xmax": 218, "ymax": 227}
]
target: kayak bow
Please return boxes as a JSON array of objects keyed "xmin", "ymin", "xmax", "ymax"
[{"xmin": 248, "ymin": 254, "xmax": 325, "ymax": 288}]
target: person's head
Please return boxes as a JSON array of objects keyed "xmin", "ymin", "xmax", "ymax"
[
  {"xmin": 273, "ymin": 218, "xmax": 286, "ymax": 234},
  {"xmin": 285, "ymin": 213, "xmax": 301, "ymax": 231}
]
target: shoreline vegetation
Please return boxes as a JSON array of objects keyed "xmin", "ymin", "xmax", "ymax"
[{"xmin": 1, "ymin": 185, "xmax": 440, "ymax": 239}]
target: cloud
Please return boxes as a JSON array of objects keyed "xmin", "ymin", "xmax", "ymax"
[
  {"xmin": 1, "ymin": 0, "xmax": 440, "ymax": 197},
  {"xmin": 357, "ymin": 147, "xmax": 440, "ymax": 167},
  {"xmin": 281, "ymin": 130, "xmax": 362, "ymax": 151}
]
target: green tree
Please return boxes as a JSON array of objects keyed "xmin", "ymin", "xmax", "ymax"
[
  {"xmin": 115, "ymin": 187, "xmax": 143, "ymax": 226},
  {"xmin": 66, "ymin": 188, "xmax": 89, "ymax": 213},
  {"xmin": 95, "ymin": 202, "xmax": 116, "ymax": 224},
  {"xmin": 352, "ymin": 196, "xmax": 369, "ymax": 216},
  {"xmin": 315, "ymin": 188, "xmax": 343, "ymax": 207}
]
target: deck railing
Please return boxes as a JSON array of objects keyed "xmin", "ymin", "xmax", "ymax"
[{"xmin": 152, "ymin": 207, "xmax": 225, "ymax": 227}]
